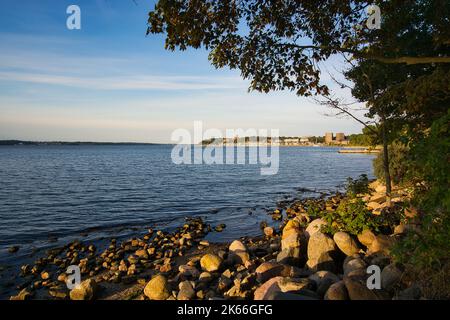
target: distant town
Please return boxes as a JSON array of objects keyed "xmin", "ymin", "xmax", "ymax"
[
  {"xmin": 0, "ymin": 132, "xmax": 369, "ymax": 148},
  {"xmin": 201, "ymin": 132, "xmax": 356, "ymax": 146}
]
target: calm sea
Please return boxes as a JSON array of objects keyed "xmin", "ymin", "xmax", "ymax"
[{"xmin": 0, "ymin": 145, "xmax": 375, "ymax": 264}]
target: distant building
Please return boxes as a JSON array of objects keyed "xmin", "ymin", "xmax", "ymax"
[
  {"xmin": 335, "ymin": 132, "xmax": 346, "ymax": 142},
  {"xmin": 325, "ymin": 132, "xmax": 334, "ymax": 144},
  {"xmin": 324, "ymin": 132, "xmax": 349, "ymax": 145}
]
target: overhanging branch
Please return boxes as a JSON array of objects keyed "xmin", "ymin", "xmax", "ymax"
[{"xmin": 281, "ymin": 43, "xmax": 450, "ymax": 65}]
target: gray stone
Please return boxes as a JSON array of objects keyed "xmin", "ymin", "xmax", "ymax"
[
  {"xmin": 381, "ymin": 263, "xmax": 403, "ymax": 291},
  {"xmin": 343, "ymin": 256, "xmax": 367, "ymax": 277},
  {"xmin": 324, "ymin": 281, "xmax": 349, "ymax": 300}
]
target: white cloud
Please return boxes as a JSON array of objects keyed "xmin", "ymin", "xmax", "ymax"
[{"xmin": 0, "ymin": 71, "xmax": 245, "ymax": 91}]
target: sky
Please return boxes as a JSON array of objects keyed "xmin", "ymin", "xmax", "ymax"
[{"xmin": 0, "ymin": 0, "xmax": 369, "ymax": 143}]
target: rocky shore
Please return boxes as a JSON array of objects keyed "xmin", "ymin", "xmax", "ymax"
[{"xmin": 8, "ymin": 180, "xmax": 422, "ymax": 301}]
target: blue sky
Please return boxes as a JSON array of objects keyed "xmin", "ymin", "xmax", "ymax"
[{"xmin": 0, "ymin": 0, "xmax": 368, "ymax": 143}]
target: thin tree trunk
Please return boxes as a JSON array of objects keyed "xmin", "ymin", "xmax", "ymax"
[{"xmin": 381, "ymin": 116, "xmax": 392, "ymax": 197}]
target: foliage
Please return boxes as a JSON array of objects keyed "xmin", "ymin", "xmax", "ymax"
[
  {"xmin": 148, "ymin": 1, "xmax": 449, "ymax": 99},
  {"xmin": 308, "ymin": 136, "xmax": 325, "ymax": 144},
  {"xmin": 391, "ymin": 112, "xmax": 450, "ymax": 269},
  {"xmin": 346, "ymin": 174, "xmax": 369, "ymax": 197},
  {"xmin": 373, "ymin": 141, "xmax": 411, "ymax": 185},
  {"xmin": 347, "ymin": 126, "xmax": 379, "ymax": 146},
  {"xmin": 305, "ymin": 174, "xmax": 395, "ymax": 236},
  {"xmin": 321, "ymin": 198, "xmax": 394, "ymax": 236},
  {"xmin": 306, "ymin": 200, "xmax": 324, "ymax": 219}
]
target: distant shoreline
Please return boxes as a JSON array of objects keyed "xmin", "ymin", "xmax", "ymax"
[
  {"xmin": 0, "ymin": 140, "xmax": 378, "ymax": 149},
  {"xmin": 0, "ymin": 140, "xmax": 164, "ymax": 146}
]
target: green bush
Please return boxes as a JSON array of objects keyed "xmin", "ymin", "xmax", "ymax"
[
  {"xmin": 392, "ymin": 111, "xmax": 450, "ymax": 269},
  {"xmin": 321, "ymin": 198, "xmax": 395, "ymax": 236},
  {"xmin": 373, "ymin": 141, "xmax": 411, "ymax": 185},
  {"xmin": 346, "ymin": 174, "xmax": 369, "ymax": 196}
]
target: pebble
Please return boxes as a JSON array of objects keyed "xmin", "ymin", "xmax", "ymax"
[{"xmin": 144, "ymin": 274, "xmax": 171, "ymax": 300}]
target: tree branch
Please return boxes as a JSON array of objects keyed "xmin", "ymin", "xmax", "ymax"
[
  {"xmin": 280, "ymin": 43, "xmax": 450, "ymax": 65},
  {"xmin": 313, "ymin": 96, "xmax": 377, "ymax": 135}
]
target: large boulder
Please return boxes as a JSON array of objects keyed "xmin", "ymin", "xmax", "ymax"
[
  {"xmin": 306, "ymin": 254, "xmax": 336, "ymax": 273},
  {"xmin": 381, "ymin": 263, "xmax": 403, "ymax": 291},
  {"xmin": 306, "ymin": 232, "xmax": 337, "ymax": 272},
  {"xmin": 324, "ymin": 281, "xmax": 349, "ymax": 300},
  {"xmin": 144, "ymin": 274, "xmax": 171, "ymax": 300},
  {"xmin": 200, "ymin": 253, "xmax": 223, "ymax": 272},
  {"xmin": 368, "ymin": 235, "xmax": 395, "ymax": 255},
  {"xmin": 357, "ymin": 229, "xmax": 377, "ymax": 248},
  {"xmin": 307, "ymin": 232, "xmax": 336, "ymax": 261},
  {"xmin": 69, "ymin": 279, "xmax": 98, "ymax": 300},
  {"xmin": 333, "ymin": 232, "xmax": 360, "ymax": 256},
  {"xmin": 343, "ymin": 256, "xmax": 367, "ymax": 277},
  {"xmin": 305, "ymin": 219, "xmax": 327, "ymax": 238},
  {"xmin": 308, "ymin": 270, "xmax": 340, "ymax": 288},
  {"xmin": 255, "ymin": 262, "xmax": 286, "ymax": 283},
  {"xmin": 254, "ymin": 277, "xmax": 312, "ymax": 300},
  {"xmin": 254, "ymin": 276, "xmax": 283, "ymax": 300},
  {"xmin": 281, "ymin": 219, "xmax": 304, "ymax": 260},
  {"xmin": 308, "ymin": 270, "xmax": 340, "ymax": 296},
  {"xmin": 276, "ymin": 247, "xmax": 300, "ymax": 265},
  {"xmin": 344, "ymin": 277, "xmax": 380, "ymax": 300}
]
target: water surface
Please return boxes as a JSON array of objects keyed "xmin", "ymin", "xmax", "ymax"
[{"xmin": 0, "ymin": 145, "xmax": 375, "ymax": 264}]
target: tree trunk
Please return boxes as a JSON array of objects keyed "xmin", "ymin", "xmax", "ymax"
[{"xmin": 381, "ymin": 117, "xmax": 392, "ymax": 197}]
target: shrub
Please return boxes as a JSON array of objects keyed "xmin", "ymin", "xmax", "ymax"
[
  {"xmin": 392, "ymin": 111, "xmax": 450, "ymax": 270},
  {"xmin": 373, "ymin": 141, "xmax": 411, "ymax": 185},
  {"xmin": 321, "ymin": 198, "xmax": 395, "ymax": 236},
  {"xmin": 346, "ymin": 174, "xmax": 369, "ymax": 196}
]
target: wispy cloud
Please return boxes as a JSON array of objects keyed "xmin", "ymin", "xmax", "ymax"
[
  {"xmin": 0, "ymin": 32, "xmax": 246, "ymax": 91},
  {"xmin": 0, "ymin": 71, "xmax": 245, "ymax": 91}
]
